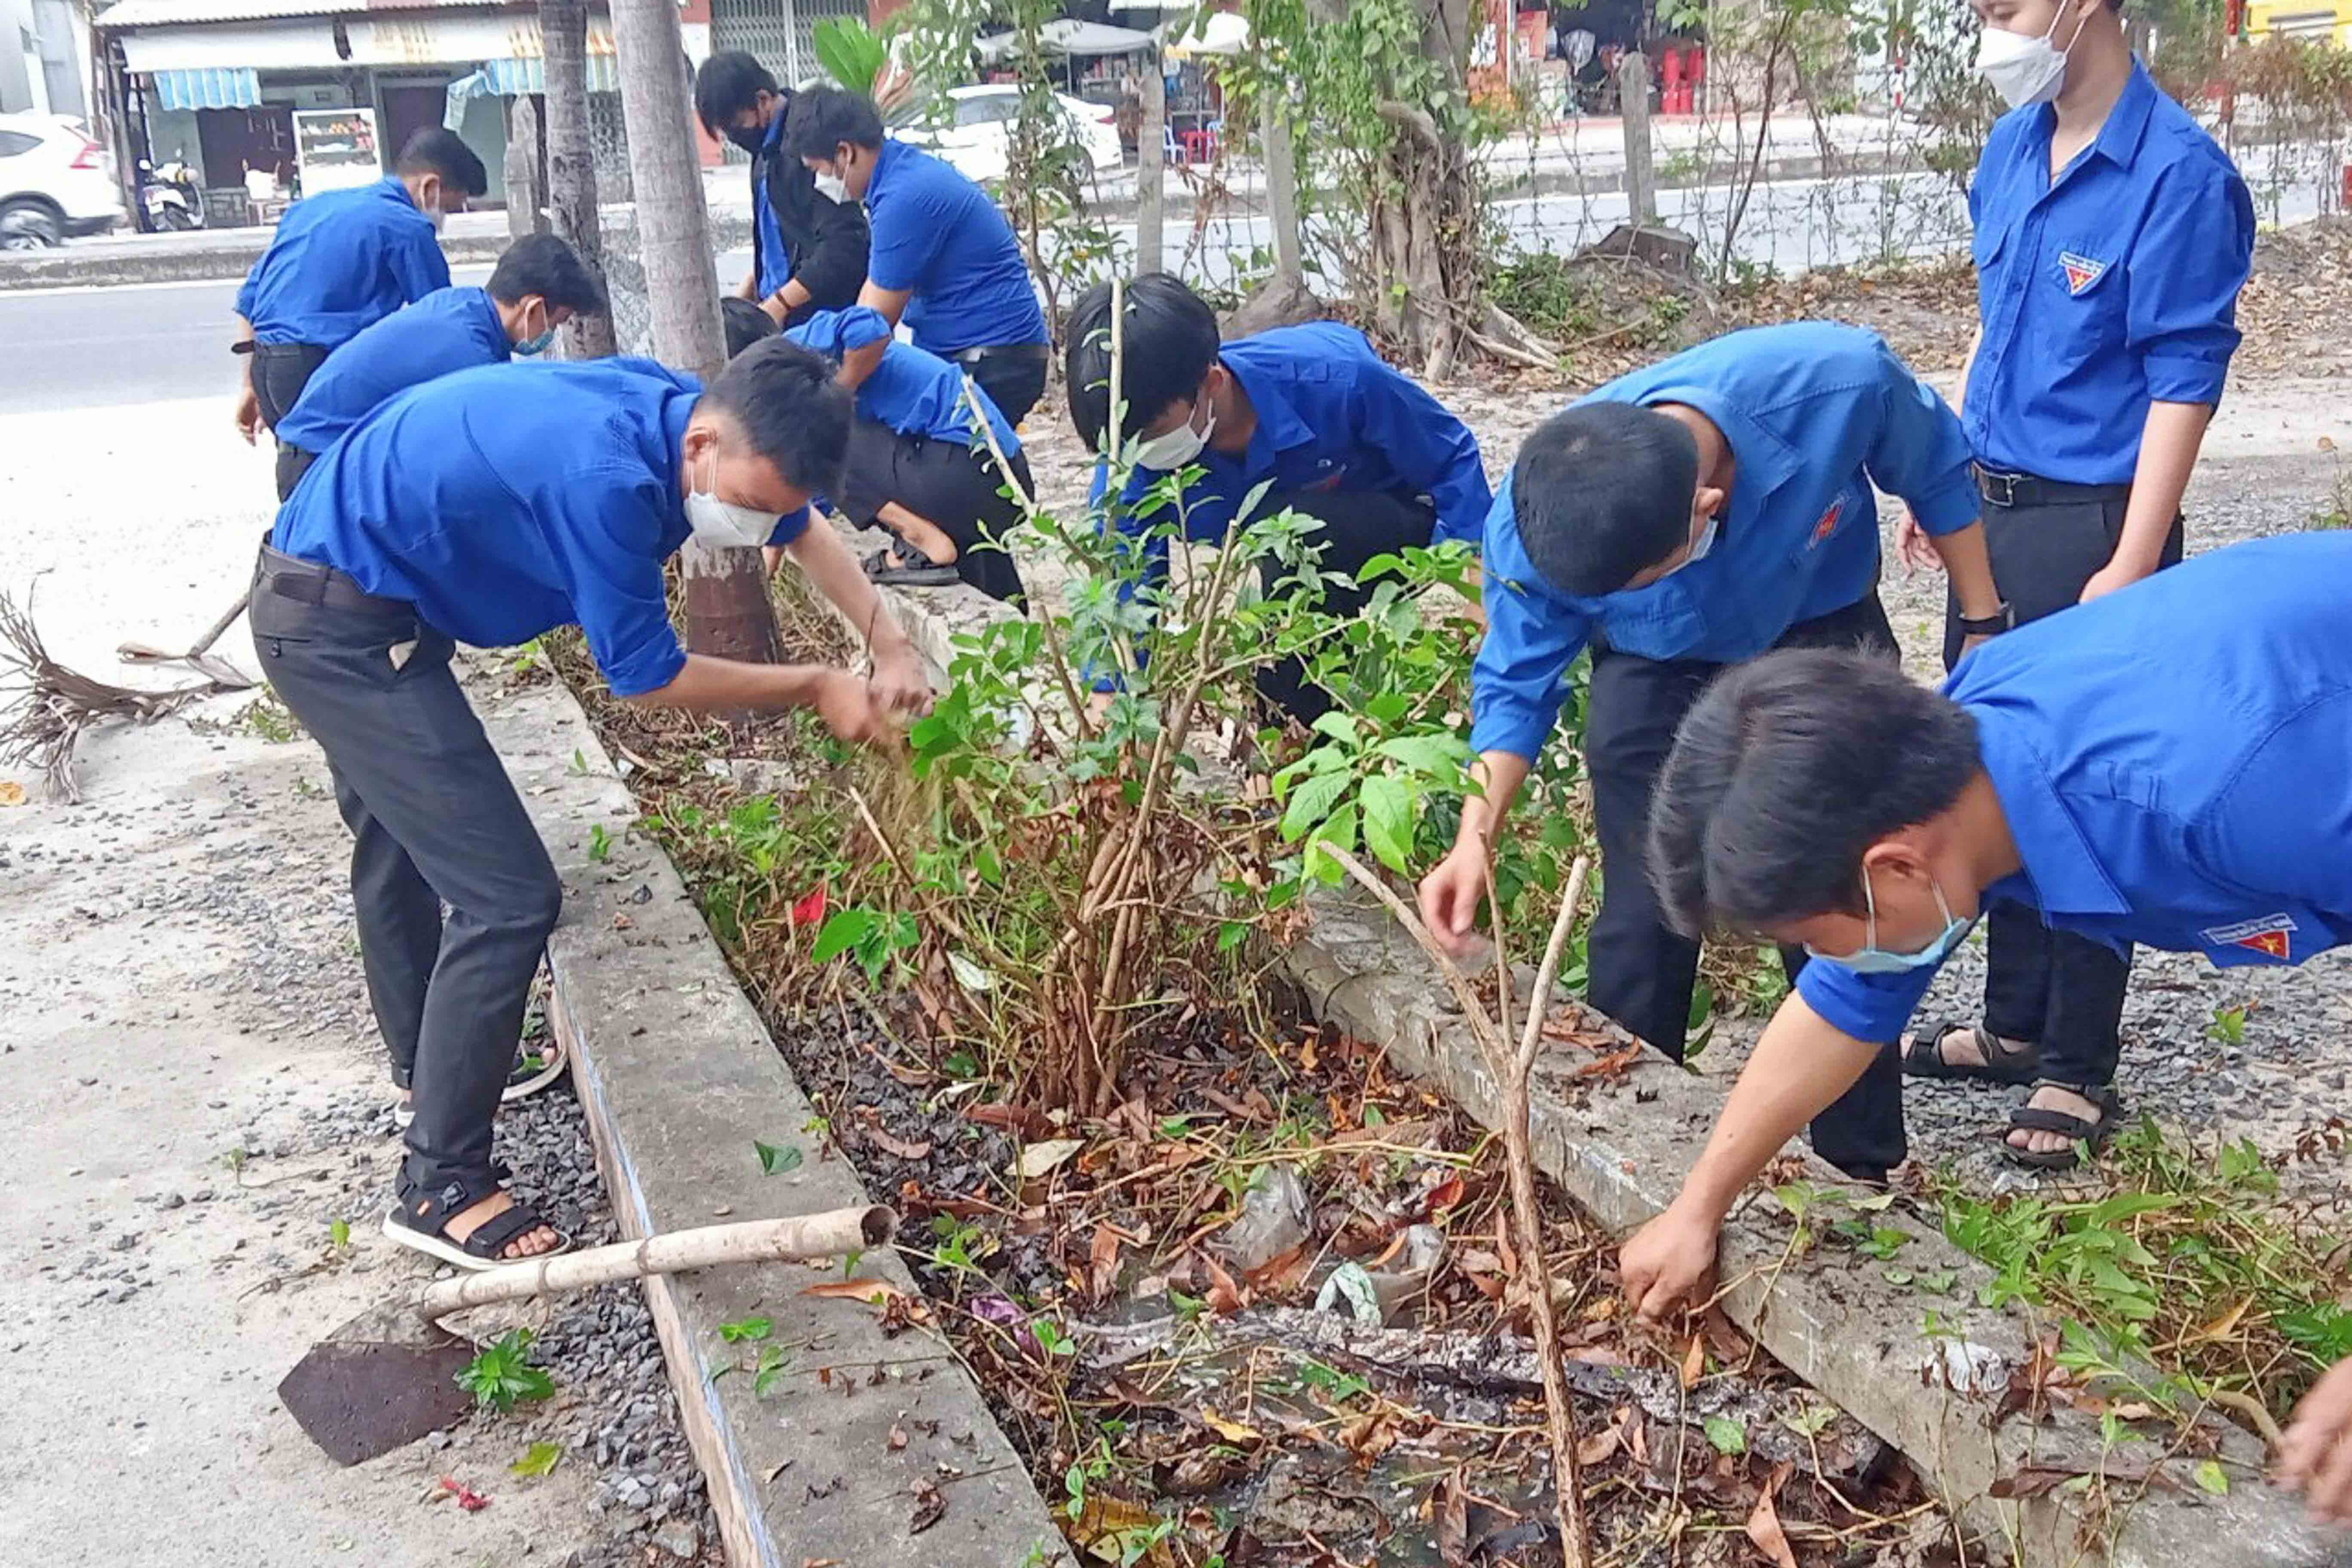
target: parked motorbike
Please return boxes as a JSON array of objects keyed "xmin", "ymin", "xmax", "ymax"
[{"xmin": 139, "ymin": 159, "xmax": 204, "ymax": 231}]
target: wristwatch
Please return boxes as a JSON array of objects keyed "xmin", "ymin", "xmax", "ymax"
[{"xmin": 1957, "ymin": 601, "xmax": 2015, "ymax": 636}]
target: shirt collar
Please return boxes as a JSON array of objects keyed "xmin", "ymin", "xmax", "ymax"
[
  {"xmin": 867, "ymin": 137, "xmax": 908, "ymax": 200},
  {"xmin": 2087, "ymin": 58, "xmax": 2157, "ymax": 171},
  {"xmin": 462, "ymin": 287, "xmax": 512, "ymax": 358},
  {"xmin": 660, "ymin": 390, "xmax": 698, "ymax": 549},
  {"xmin": 1221, "ymin": 351, "xmax": 1314, "ymax": 465},
  {"xmin": 1645, "ymin": 386, "xmax": 1801, "ymax": 503},
  {"xmin": 761, "ymin": 103, "xmax": 787, "ymax": 152},
  {"xmin": 1972, "ymin": 704, "xmax": 2132, "ymax": 917}
]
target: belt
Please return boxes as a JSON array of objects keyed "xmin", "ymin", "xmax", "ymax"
[
  {"xmin": 249, "ymin": 340, "xmax": 325, "ymax": 359},
  {"xmin": 1972, "ymin": 464, "xmax": 2131, "ymax": 510},
  {"xmin": 951, "ymin": 342, "xmax": 1049, "ymax": 367},
  {"xmin": 255, "ymin": 546, "xmax": 405, "ymax": 613}
]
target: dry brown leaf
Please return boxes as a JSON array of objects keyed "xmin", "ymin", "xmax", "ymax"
[
  {"xmin": 863, "ymin": 1124, "xmax": 932, "ymax": 1161},
  {"xmin": 1435, "ymin": 1470, "xmax": 1469, "ymax": 1566},
  {"xmin": 1088, "ymin": 1224, "xmax": 1122, "ymax": 1302},
  {"xmin": 1200, "ymin": 1407, "xmax": 1263, "ymax": 1444},
  {"xmin": 1744, "ymin": 1462, "xmax": 1798, "ymax": 1568},
  {"xmin": 908, "ymin": 1480, "xmax": 946, "ymax": 1534},
  {"xmin": 0, "ymin": 781, "xmax": 24, "ymax": 807},
  {"xmin": 1016, "ymin": 1138, "xmax": 1083, "ymax": 1179},
  {"xmin": 802, "ymin": 1277, "xmax": 908, "ymax": 1307},
  {"xmin": 1338, "ymin": 1411, "xmax": 1399, "ymax": 1465},
  {"xmin": 1680, "ymin": 1334, "xmax": 1706, "ymax": 1390},
  {"xmin": 886, "ymin": 1422, "xmax": 908, "ymax": 1452},
  {"xmin": 2190, "ymin": 1297, "xmax": 2251, "ymax": 1344},
  {"xmin": 1068, "ymin": 1492, "xmax": 1173, "ymax": 1565},
  {"xmin": 1575, "ymin": 1422, "xmax": 1623, "ymax": 1467}
]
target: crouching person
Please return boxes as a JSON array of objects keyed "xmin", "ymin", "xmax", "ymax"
[
  {"xmin": 725, "ymin": 297, "xmax": 1030, "ymax": 603},
  {"xmin": 254, "ymin": 341, "xmax": 924, "ymax": 1269}
]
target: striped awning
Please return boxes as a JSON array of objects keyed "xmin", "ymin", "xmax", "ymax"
[
  {"xmin": 481, "ymin": 52, "xmax": 618, "ymax": 94},
  {"xmin": 153, "ymin": 64, "xmax": 260, "ymax": 109}
]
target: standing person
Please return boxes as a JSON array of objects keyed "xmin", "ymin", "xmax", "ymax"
[
  {"xmin": 693, "ymin": 51, "xmax": 870, "ymax": 329},
  {"xmin": 1891, "ymin": 0, "xmax": 2254, "ymax": 1166},
  {"xmin": 231, "ymin": 128, "xmax": 486, "ymax": 453},
  {"xmin": 1415, "ymin": 322, "xmax": 2008, "ymax": 1185},
  {"xmin": 273, "ymin": 233, "xmax": 608, "ymax": 499},
  {"xmin": 255, "ymin": 341, "xmax": 928, "ymax": 1268},
  {"xmin": 725, "ymin": 299, "xmax": 1032, "ymax": 603},
  {"xmin": 788, "ymin": 86, "xmax": 1051, "ymax": 427},
  {"xmin": 1619, "ymin": 533, "xmax": 2352, "ymax": 1321},
  {"xmin": 1064, "ymin": 273, "xmax": 1492, "ymax": 725}
]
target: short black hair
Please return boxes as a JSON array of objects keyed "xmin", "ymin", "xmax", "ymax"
[
  {"xmin": 720, "ymin": 296, "xmax": 779, "ymax": 360},
  {"xmin": 1062, "ymin": 273, "xmax": 1221, "ymax": 451},
  {"xmin": 785, "ymin": 86, "xmax": 885, "ymax": 162},
  {"xmin": 486, "ymin": 233, "xmax": 608, "ymax": 316},
  {"xmin": 694, "ymin": 50, "xmax": 778, "ymax": 138},
  {"xmin": 1511, "ymin": 403, "xmax": 1698, "ymax": 597},
  {"xmin": 395, "ymin": 128, "xmax": 487, "ymax": 198},
  {"xmin": 1647, "ymin": 649, "xmax": 1981, "ymax": 940},
  {"xmin": 704, "ymin": 336, "xmax": 850, "ymax": 498}
]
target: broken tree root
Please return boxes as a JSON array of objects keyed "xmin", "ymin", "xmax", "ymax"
[{"xmin": 0, "ymin": 587, "xmax": 248, "ymax": 803}]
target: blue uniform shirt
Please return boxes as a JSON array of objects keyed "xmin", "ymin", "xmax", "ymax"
[
  {"xmin": 275, "ymin": 286, "xmax": 511, "ymax": 456},
  {"xmin": 752, "ymin": 110, "xmax": 793, "ymax": 299},
  {"xmin": 787, "ymin": 306, "xmax": 1020, "ymax": 456},
  {"xmin": 1470, "ymin": 322, "xmax": 1980, "ymax": 762},
  {"xmin": 1089, "ymin": 322, "xmax": 1492, "ymax": 594},
  {"xmin": 1800, "ymin": 533, "xmax": 2352, "ymax": 1045},
  {"xmin": 273, "ymin": 358, "xmax": 723, "ymax": 698},
  {"xmin": 862, "ymin": 138, "xmax": 1047, "ymax": 355},
  {"xmin": 233, "ymin": 177, "xmax": 450, "ymax": 349},
  {"xmin": 1964, "ymin": 59, "xmax": 2254, "ymax": 484}
]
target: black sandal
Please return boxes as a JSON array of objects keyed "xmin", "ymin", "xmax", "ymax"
[
  {"xmin": 2001, "ymin": 1079, "xmax": 2125, "ymax": 1170},
  {"xmin": 861, "ymin": 526, "xmax": 958, "ymax": 587},
  {"xmin": 1901, "ymin": 1020, "xmax": 2042, "ymax": 1084},
  {"xmin": 383, "ymin": 1171, "xmax": 572, "ymax": 1272}
]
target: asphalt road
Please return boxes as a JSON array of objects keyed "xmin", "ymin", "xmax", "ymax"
[{"xmin": 0, "ymin": 250, "xmax": 753, "ymax": 416}]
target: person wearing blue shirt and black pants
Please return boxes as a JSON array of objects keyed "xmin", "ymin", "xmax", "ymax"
[
  {"xmin": 724, "ymin": 300, "xmax": 1033, "ymax": 603},
  {"xmin": 272, "ymin": 233, "xmax": 608, "ymax": 500},
  {"xmin": 1890, "ymin": 0, "xmax": 2254, "ymax": 1167},
  {"xmin": 1418, "ymin": 323, "xmax": 2007, "ymax": 1184},
  {"xmin": 789, "ymin": 87, "xmax": 1051, "ymax": 427},
  {"xmin": 1063, "ymin": 273, "xmax": 1493, "ymax": 726},
  {"xmin": 231, "ymin": 129, "xmax": 486, "ymax": 474},
  {"xmin": 693, "ymin": 52, "xmax": 870, "ymax": 329},
  {"xmin": 253, "ymin": 343, "xmax": 928, "ymax": 1271}
]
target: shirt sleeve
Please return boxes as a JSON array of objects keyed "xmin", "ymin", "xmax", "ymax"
[
  {"xmin": 554, "ymin": 466, "xmax": 689, "ymax": 698},
  {"xmin": 865, "ymin": 187, "xmax": 950, "ymax": 295},
  {"xmin": 388, "ymin": 222, "xmax": 453, "ymax": 306},
  {"xmin": 2127, "ymin": 156, "xmax": 2254, "ymax": 406},
  {"xmin": 1348, "ymin": 361, "xmax": 1492, "ymax": 547},
  {"xmin": 1860, "ymin": 338, "xmax": 1980, "ymax": 536},
  {"xmin": 765, "ymin": 506, "xmax": 812, "ymax": 548},
  {"xmin": 1794, "ymin": 958, "xmax": 1939, "ymax": 1046},
  {"xmin": 234, "ymin": 256, "xmax": 263, "ymax": 321},
  {"xmin": 794, "ymin": 186, "xmax": 872, "ymax": 309},
  {"xmin": 2190, "ymin": 688, "xmax": 2352, "ymax": 907}
]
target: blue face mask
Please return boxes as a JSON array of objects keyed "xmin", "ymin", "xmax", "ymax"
[
  {"xmin": 1806, "ymin": 867, "xmax": 1975, "ymax": 974},
  {"xmin": 514, "ymin": 326, "xmax": 557, "ymax": 357}
]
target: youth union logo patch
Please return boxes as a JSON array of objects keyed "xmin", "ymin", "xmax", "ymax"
[{"xmin": 2059, "ymin": 251, "xmax": 2108, "ymax": 295}]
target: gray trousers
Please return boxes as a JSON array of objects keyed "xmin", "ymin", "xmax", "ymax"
[{"xmin": 249, "ymin": 546, "xmax": 560, "ymax": 1198}]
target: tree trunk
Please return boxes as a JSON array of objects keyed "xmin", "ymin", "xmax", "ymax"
[
  {"xmin": 1619, "ymin": 51, "xmax": 1655, "ymax": 226},
  {"xmin": 1136, "ymin": 52, "xmax": 1166, "ymax": 274},
  {"xmin": 609, "ymin": 0, "xmax": 779, "ymax": 665},
  {"xmin": 542, "ymin": 0, "xmax": 617, "ymax": 359},
  {"xmin": 1261, "ymin": 94, "xmax": 1302, "ymax": 290},
  {"xmin": 504, "ymin": 95, "xmax": 545, "ymax": 242}
]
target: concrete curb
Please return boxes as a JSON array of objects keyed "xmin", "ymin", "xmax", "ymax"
[
  {"xmin": 474, "ymin": 670, "xmax": 1069, "ymax": 1568},
  {"xmin": 857, "ymin": 570, "xmax": 2346, "ymax": 1568},
  {"xmin": 0, "ymin": 235, "xmax": 510, "ymax": 291}
]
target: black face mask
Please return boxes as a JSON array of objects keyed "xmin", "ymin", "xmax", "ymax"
[{"xmin": 726, "ymin": 121, "xmax": 766, "ymax": 155}]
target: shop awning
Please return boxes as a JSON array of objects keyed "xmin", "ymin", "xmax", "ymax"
[
  {"xmin": 152, "ymin": 64, "xmax": 260, "ymax": 108},
  {"xmin": 477, "ymin": 52, "xmax": 619, "ymax": 94},
  {"xmin": 119, "ymin": 19, "xmax": 336, "ymax": 71},
  {"xmin": 976, "ymin": 19, "xmax": 1155, "ymax": 60}
]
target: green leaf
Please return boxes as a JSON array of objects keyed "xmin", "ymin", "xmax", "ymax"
[
  {"xmin": 1374, "ymin": 733, "xmax": 1467, "ymax": 779},
  {"xmin": 754, "ymin": 1141, "xmax": 803, "ymax": 1176},
  {"xmin": 1217, "ymin": 920, "xmax": 1250, "ymax": 952},
  {"xmin": 511, "ymin": 1441, "xmax": 562, "ymax": 1477},
  {"xmin": 2192, "ymin": 1458, "xmax": 2229, "ymax": 1496},
  {"xmin": 810, "ymin": 908, "xmax": 877, "ymax": 965},
  {"xmin": 328, "ymin": 1216, "xmax": 350, "ymax": 1250},
  {"xmin": 752, "ymin": 1344, "xmax": 789, "ymax": 1397},
  {"xmin": 718, "ymin": 1316, "xmax": 773, "ymax": 1344},
  {"xmin": 1277, "ymin": 768, "xmax": 1354, "ymax": 841},
  {"xmin": 1702, "ymin": 1415, "xmax": 1747, "ymax": 1456},
  {"xmin": 1358, "ymin": 774, "xmax": 1412, "ymax": 874}
]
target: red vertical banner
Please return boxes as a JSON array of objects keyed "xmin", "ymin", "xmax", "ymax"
[{"xmin": 1469, "ymin": 0, "xmax": 1516, "ymax": 103}]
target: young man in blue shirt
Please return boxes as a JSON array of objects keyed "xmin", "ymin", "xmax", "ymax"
[
  {"xmin": 1416, "ymin": 323, "xmax": 2006, "ymax": 1182},
  {"xmin": 1619, "ymin": 537, "xmax": 2352, "ymax": 1380},
  {"xmin": 693, "ymin": 52, "xmax": 870, "ymax": 329},
  {"xmin": 254, "ymin": 341, "xmax": 926, "ymax": 1270},
  {"xmin": 789, "ymin": 87, "xmax": 1050, "ymax": 427},
  {"xmin": 1892, "ymin": 0, "xmax": 2254, "ymax": 1164},
  {"xmin": 1064, "ymin": 272, "xmax": 1492, "ymax": 725},
  {"xmin": 272, "ymin": 233, "xmax": 608, "ymax": 499},
  {"xmin": 726, "ymin": 299, "xmax": 1031, "ymax": 603},
  {"xmin": 231, "ymin": 128, "xmax": 485, "ymax": 454}
]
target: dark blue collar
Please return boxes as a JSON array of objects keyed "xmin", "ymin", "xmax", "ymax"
[
  {"xmin": 1221, "ymin": 351, "xmax": 1314, "ymax": 466},
  {"xmin": 2027, "ymin": 56, "xmax": 2159, "ymax": 176},
  {"xmin": 1974, "ymin": 705, "xmax": 2131, "ymax": 916}
]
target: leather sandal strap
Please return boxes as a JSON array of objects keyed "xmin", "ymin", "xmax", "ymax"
[{"xmin": 460, "ymin": 1203, "xmax": 551, "ymax": 1260}]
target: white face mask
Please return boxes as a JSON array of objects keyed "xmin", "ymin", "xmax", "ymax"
[
  {"xmin": 812, "ymin": 171, "xmax": 849, "ymax": 204},
  {"xmin": 1653, "ymin": 512, "xmax": 1719, "ymax": 582},
  {"xmin": 1133, "ymin": 398, "xmax": 1215, "ymax": 471},
  {"xmin": 426, "ymin": 203, "xmax": 448, "ymax": 234},
  {"xmin": 1975, "ymin": 3, "xmax": 2086, "ymax": 110},
  {"xmin": 683, "ymin": 449, "xmax": 781, "ymax": 549}
]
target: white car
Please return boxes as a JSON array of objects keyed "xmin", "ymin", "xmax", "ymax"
[
  {"xmin": 0, "ymin": 113, "xmax": 125, "ymax": 249},
  {"xmin": 898, "ymin": 86, "xmax": 1124, "ymax": 188}
]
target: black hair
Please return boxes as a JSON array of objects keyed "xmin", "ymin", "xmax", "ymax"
[
  {"xmin": 1510, "ymin": 403, "xmax": 1699, "ymax": 597},
  {"xmin": 394, "ymin": 128, "xmax": 487, "ymax": 198},
  {"xmin": 1646, "ymin": 649, "xmax": 1982, "ymax": 940},
  {"xmin": 704, "ymin": 336, "xmax": 849, "ymax": 498},
  {"xmin": 693, "ymin": 51, "xmax": 778, "ymax": 138},
  {"xmin": 1061, "ymin": 273, "xmax": 1222, "ymax": 451},
  {"xmin": 785, "ymin": 86, "xmax": 885, "ymax": 163},
  {"xmin": 720, "ymin": 296, "xmax": 779, "ymax": 360},
  {"xmin": 486, "ymin": 233, "xmax": 608, "ymax": 316}
]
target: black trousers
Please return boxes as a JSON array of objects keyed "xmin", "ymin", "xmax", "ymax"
[
  {"xmin": 1940, "ymin": 481, "xmax": 2182, "ymax": 1091},
  {"xmin": 1587, "ymin": 589, "xmax": 1906, "ymax": 1177},
  {"xmin": 249, "ymin": 546, "xmax": 561, "ymax": 1198},
  {"xmin": 251, "ymin": 342, "xmax": 328, "ymax": 502},
  {"xmin": 1253, "ymin": 486, "xmax": 1441, "ymax": 727},
  {"xmin": 836, "ymin": 419, "xmax": 1031, "ymax": 604},
  {"xmin": 959, "ymin": 347, "xmax": 1048, "ymax": 430}
]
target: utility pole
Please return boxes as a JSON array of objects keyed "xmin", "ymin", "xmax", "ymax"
[
  {"xmin": 609, "ymin": 0, "xmax": 781, "ymax": 665},
  {"xmin": 542, "ymin": 0, "xmax": 617, "ymax": 358},
  {"xmin": 1136, "ymin": 48, "xmax": 1166, "ymax": 274}
]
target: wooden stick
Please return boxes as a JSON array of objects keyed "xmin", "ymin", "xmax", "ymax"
[{"xmin": 414, "ymin": 1207, "xmax": 896, "ymax": 1321}]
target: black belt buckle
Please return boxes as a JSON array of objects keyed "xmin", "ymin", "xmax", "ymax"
[{"xmin": 1976, "ymin": 467, "xmax": 2021, "ymax": 509}]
